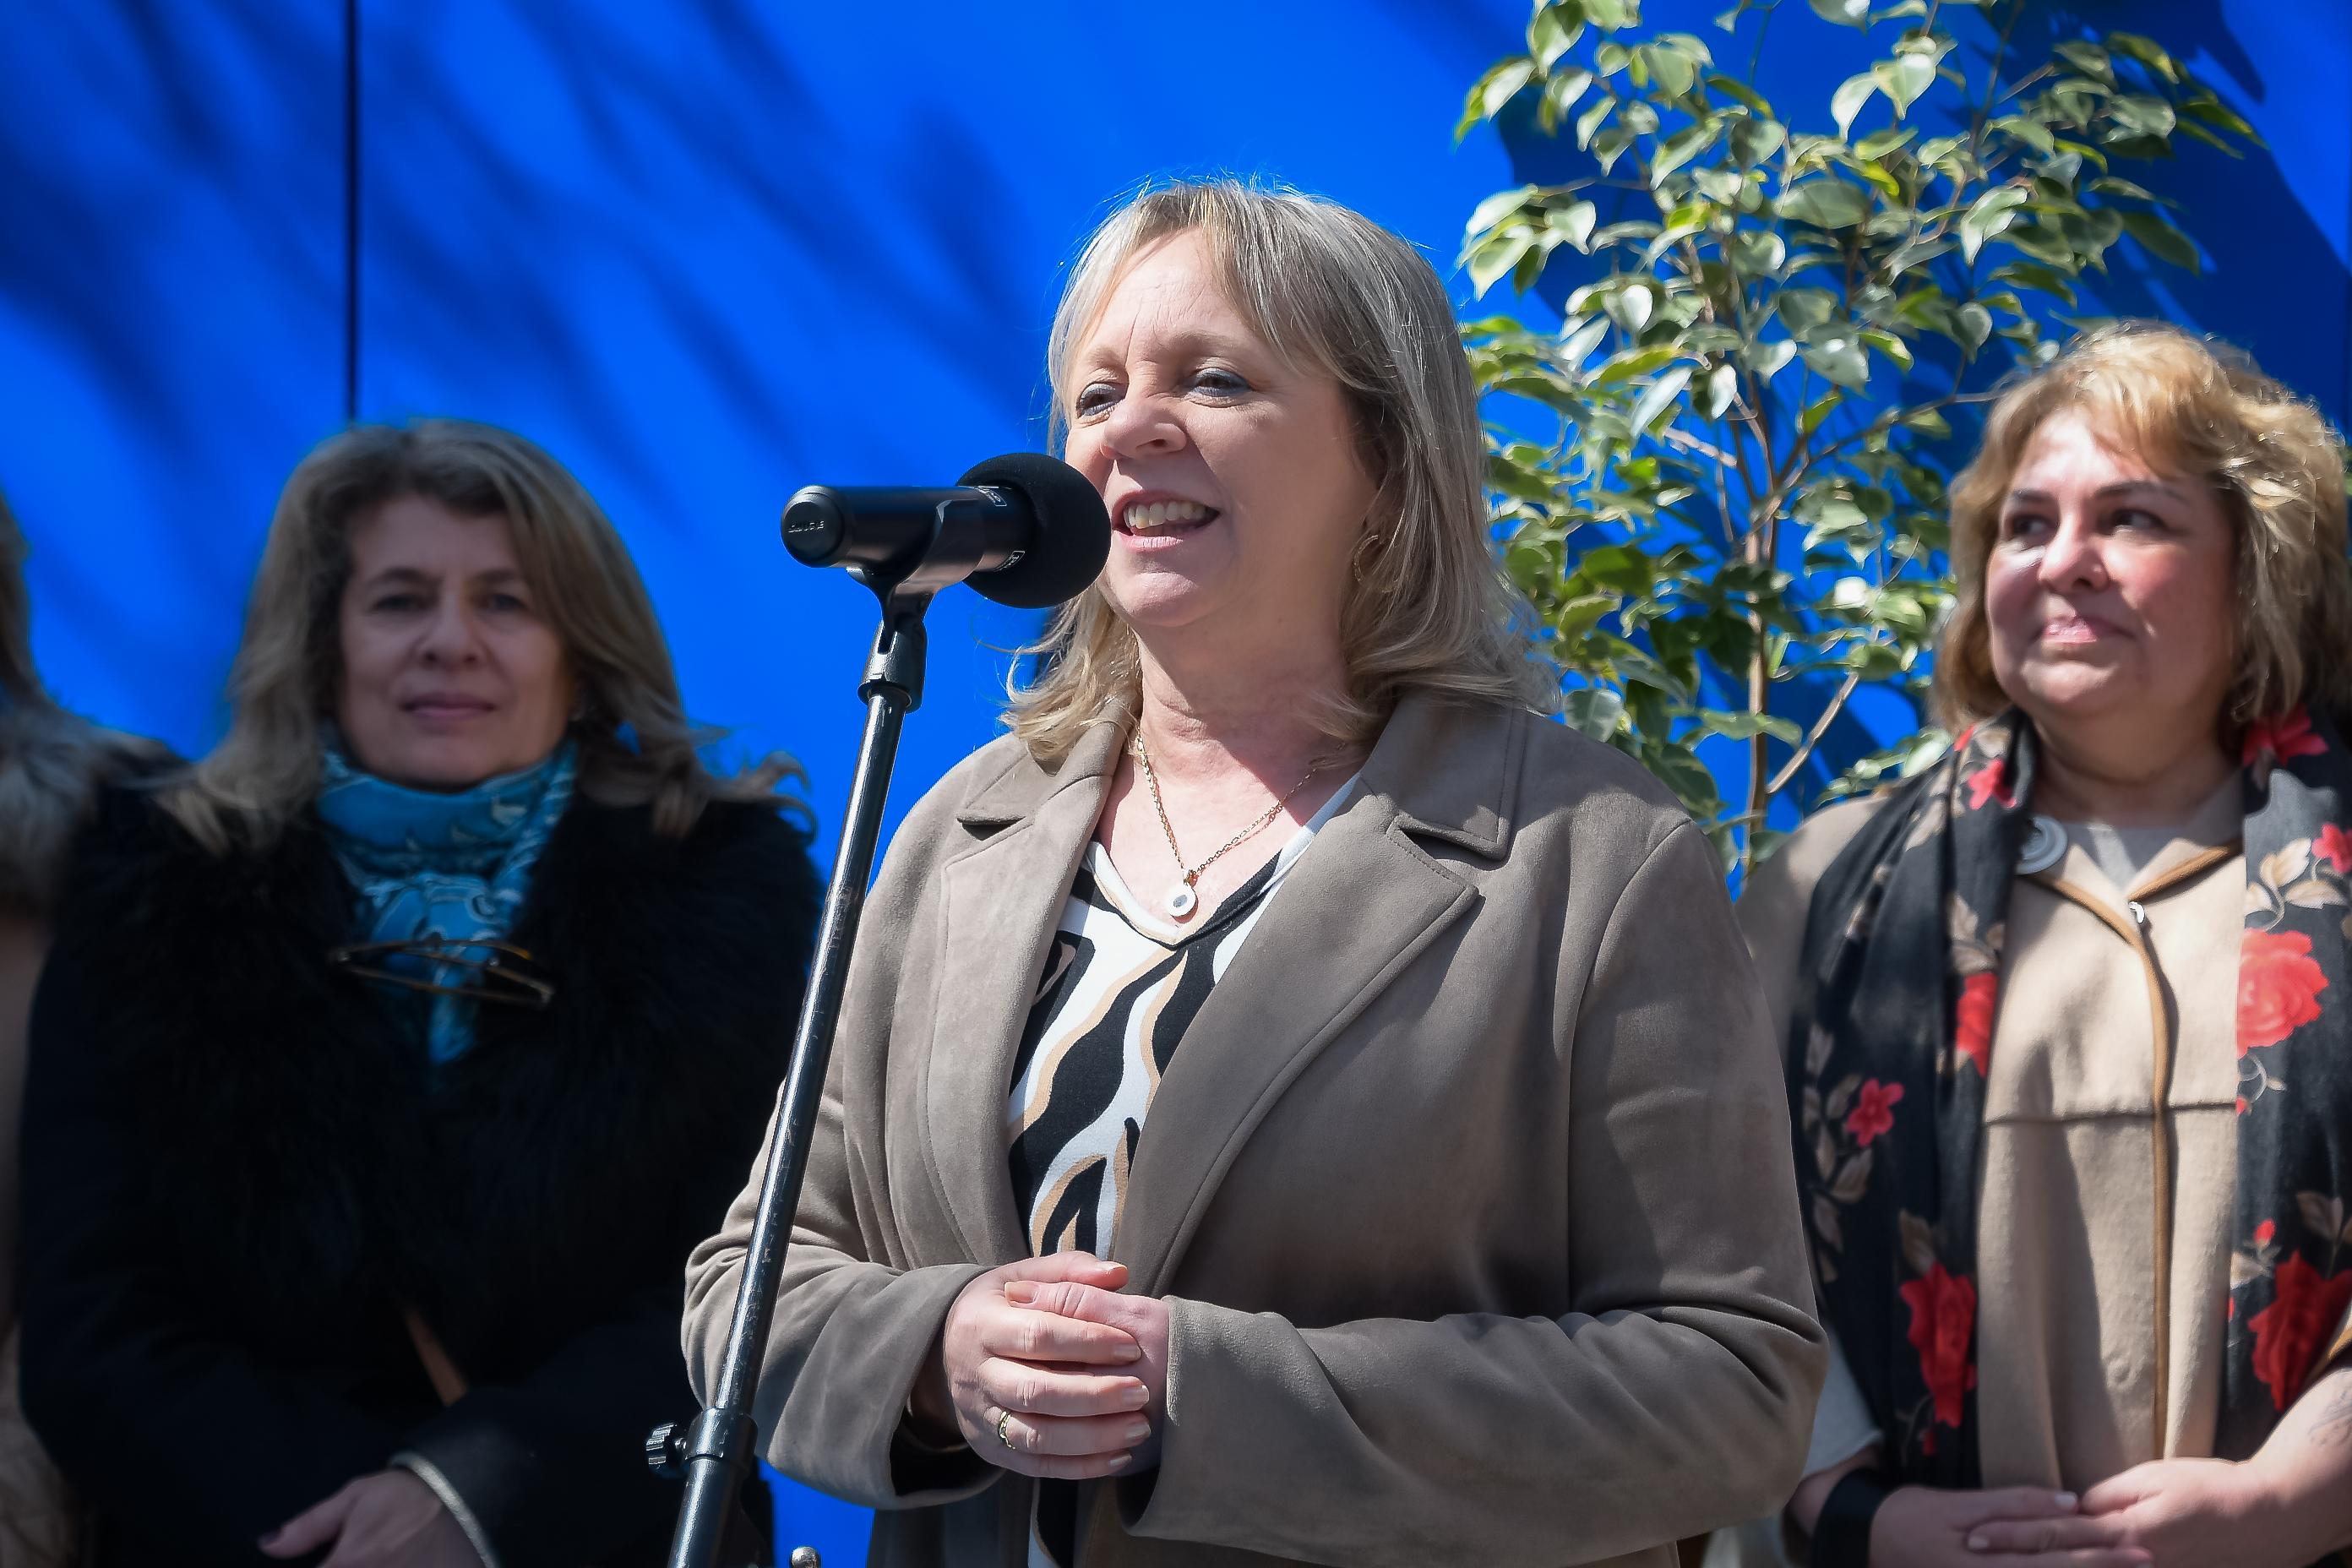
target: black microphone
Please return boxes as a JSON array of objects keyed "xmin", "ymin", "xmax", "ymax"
[{"xmin": 780, "ymin": 452, "xmax": 1110, "ymax": 609}]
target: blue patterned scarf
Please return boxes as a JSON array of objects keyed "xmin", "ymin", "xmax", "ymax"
[{"xmin": 318, "ymin": 740, "xmax": 578, "ymax": 1064}]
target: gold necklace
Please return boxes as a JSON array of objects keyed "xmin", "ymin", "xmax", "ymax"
[{"xmin": 1130, "ymin": 736, "xmax": 1325, "ymax": 921}]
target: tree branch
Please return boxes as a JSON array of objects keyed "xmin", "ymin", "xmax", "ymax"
[{"xmin": 1767, "ymin": 670, "xmax": 1862, "ymax": 797}]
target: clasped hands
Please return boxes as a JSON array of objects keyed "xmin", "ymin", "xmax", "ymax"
[
  {"xmin": 1875, "ymin": 1457, "xmax": 2300, "ymax": 1568},
  {"xmin": 910, "ymin": 1251, "xmax": 1172, "ymax": 1481}
]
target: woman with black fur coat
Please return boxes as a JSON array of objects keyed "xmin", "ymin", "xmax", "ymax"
[{"xmin": 19, "ymin": 422, "xmax": 821, "ymax": 1568}]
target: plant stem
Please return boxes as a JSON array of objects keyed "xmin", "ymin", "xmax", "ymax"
[{"xmin": 1767, "ymin": 671, "xmax": 1862, "ymax": 795}]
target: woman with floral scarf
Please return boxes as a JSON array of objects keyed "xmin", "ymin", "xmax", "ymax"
[{"xmin": 1736, "ymin": 324, "xmax": 2352, "ymax": 1568}]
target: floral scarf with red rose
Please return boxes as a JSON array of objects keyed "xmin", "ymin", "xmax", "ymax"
[{"xmin": 1790, "ymin": 705, "xmax": 2352, "ymax": 1484}]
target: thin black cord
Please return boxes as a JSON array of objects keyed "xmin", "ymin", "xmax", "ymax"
[{"xmin": 343, "ymin": 0, "xmax": 361, "ymax": 424}]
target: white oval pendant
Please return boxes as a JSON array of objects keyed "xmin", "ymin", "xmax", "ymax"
[{"xmin": 1164, "ymin": 883, "xmax": 1198, "ymax": 919}]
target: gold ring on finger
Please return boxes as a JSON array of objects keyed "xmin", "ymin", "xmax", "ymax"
[{"xmin": 995, "ymin": 1408, "xmax": 1016, "ymax": 1449}]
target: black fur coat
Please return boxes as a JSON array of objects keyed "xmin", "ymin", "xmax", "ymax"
[{"xmin": 19, "ymin": 786, "xmax": 820, "ymax": 1567}]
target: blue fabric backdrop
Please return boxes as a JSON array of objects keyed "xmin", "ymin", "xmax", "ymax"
[{"xmin": 3, "ymin": 3, "xmax": 2345, "ymax": 1560}]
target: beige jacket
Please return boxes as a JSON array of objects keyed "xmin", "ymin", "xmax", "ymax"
[
  {"xmin": 0, "ymin": 912, "xmax": 74, "ymax": 1568},
  {"xmin": 684, "ymin": 694, "xmax": 1827, "ymax": 1568},
  {"xmin": 1740, "ymin": 784, "xmax": 2352, "ymax": 1490}
]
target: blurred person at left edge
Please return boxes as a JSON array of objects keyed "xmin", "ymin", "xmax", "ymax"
[
  {"xmin": 18, "ymin": 420, "xmax": 821, "ymax": 1566},
  {"xmin": 0, "ymin": 491, "xmax": 170, "ymax": 1567}
]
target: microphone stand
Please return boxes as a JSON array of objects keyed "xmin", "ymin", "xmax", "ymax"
[{"xmin": 658, "ymin": 564, "xmax": 939, "ymax": 1568}]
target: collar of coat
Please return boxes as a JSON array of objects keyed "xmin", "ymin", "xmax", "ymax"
[
  {"xmin": 949, "ymin": 688, "xmax": 1519, "ymax": 859},
  {"xmin": 915, "ymin": 689, "xmax": 1535, "ymax": 1294}
]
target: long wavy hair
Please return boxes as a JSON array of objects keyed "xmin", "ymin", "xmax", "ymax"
[
  {"xmin": 162, "ymin": 419, "xmax": 792, "ymax": 852},
  {"xmin": 0, "ymin": 493, "xmax": 166, "ymax": 912},
  {"xmin": 1009, "ymin": 178, "xmax": 1552, "ymax": 759},
  {"xmin": 1936, "ymin": 322, "xmax": 2352, "ymax": 739}
]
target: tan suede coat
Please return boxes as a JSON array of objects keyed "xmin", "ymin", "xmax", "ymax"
[
  {"xmin": 683, "ymin": 694, "xmax": 1827, "ymax": 1568},
  {"xmin": 1740, "ymin": 784, "xmax": 2352, "ymax": 1492}
]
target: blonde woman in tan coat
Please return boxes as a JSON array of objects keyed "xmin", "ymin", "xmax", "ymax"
[
  {"xmin": 0, "ymin": 496, "xmax": 162, "ymax": 1567},
  {"xmin": 1740, "ymin": 326, "xmax": 2352, "ymax": 1568},
  {"xmin": 684, "ymin": 179, "xmax": 1827, "ymax": 1568}
]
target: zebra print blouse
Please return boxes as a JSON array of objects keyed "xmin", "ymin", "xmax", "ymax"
[
  {"xmin": 1005, "ymin": 776, "xmax": 1358, "ymax": 1259},
  {"xmin": 1003, "ymin": 777, "xmax": 1354, "ymax": 1568}
]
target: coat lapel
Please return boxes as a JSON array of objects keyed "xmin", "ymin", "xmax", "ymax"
[
  {"xmin": 923, "ymin": 721, "xmax": 1124, "ymax": 1266},
  {"xmin": 1113, "ymin": 695, "xmax": 1522, "ymax": 1294}
]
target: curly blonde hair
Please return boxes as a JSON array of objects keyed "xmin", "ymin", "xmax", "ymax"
[
  {"xmin": 163, "ymin": 419, "xmax": 792, "ymax": 852},
  {"xmin": 1010, "ymin": 178, "xmax": 1551, "ymax": 759},
  {"xmin": 1934, "ymin": 321, "xmax": 2352, "ymax": 737}
]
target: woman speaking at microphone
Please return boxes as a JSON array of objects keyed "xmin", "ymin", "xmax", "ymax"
[{"xmin": 685, "ymin": 178, "xmax": 1827, "ymax": 1567}]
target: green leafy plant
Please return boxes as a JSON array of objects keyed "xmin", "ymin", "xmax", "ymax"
[{"xmin": 1456, "ymin": 0, "xmax": 2256, "ymax": 869}]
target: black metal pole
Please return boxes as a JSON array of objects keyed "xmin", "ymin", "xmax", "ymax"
[{"xmin": 666, "ymin": 604, "xmax": 929, "ymax": 1568}]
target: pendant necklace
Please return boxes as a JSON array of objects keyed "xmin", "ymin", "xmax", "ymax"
[{"xmin": 1130, "ymin": 735, "xmax": 1325, "ymax": 921}]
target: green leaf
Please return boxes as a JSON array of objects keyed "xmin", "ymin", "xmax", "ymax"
[
  {"xmin": 1745, "ymin": 337, "xmax": 1798, "ymax": 380},
  {"xmin": 1594, "ymin": 343, "xmax": 1682, "ymax": 384},
  {"xmin": 1464, "ymin": 185, "xmax": 1538, "ymax": 242},
  {"xmin": 1530, "ymin": 5, "xmax": 1587, "ymax": 70},
  {"xmin": 1641, "ymin": 43, "xmax": 1697, "ymax": 99},
  {"xmin": 1989, "ymin": 116, "xmax": 2055, "ymax": 157},
  {"xmin": 1582, "ymin": 0, "xmax": 1637, "ymax": 30},
  {"xmin": 1728, "ymin": 115, "xmax": 1787, "ymax": 167},
  {"xmin": 2104, "ymin": 31, "xmax": 2182, "ymax": 85},
  {"xmin": 1562, "ymin": 686, "xmax": 1627, "ymax": 741},
  {"xmin": 1704, "ymin": 361, "xmax": 1740, "ymax": 418},
  {"xmin": 1799, "ymin": 391, "xmax": 1842, "ymax": 438},
  {"xmin": 1539, "ymin": 68, "xmax": 1598, "ymax": 133},
  {"xmin": 2178, "ymin": 92, "xmax": 2257, "ymax": 140},
  {"xmin": 1576, "ymin": 542, "xmax": 1661, "ymax": 596},
  {"xmin": 1560, "ymin": 314, "xmax": 1612, "ymax": 370},
  {"xmin": 1693, "ymin": 708, "xmax": 1803, "ymax": 743},
  {"xmin": 1778, "ymin": 287, "xmax": 1838, "ymax": 330},
  {"xmin": 1808, "ymin": 0, "xmax": 1870, "ymax": 26},
  {"xmin": 1800, "ymin": 330, "xmax": 1870, "ymax": 389},
  {"xmin": 1989, "ymin": 259, "xmax": 2077, "ymax": 306},
  {"xmin": 1775, "ymin": 179, "xmax": 1871, "ymax": 229},
  {"xmin": 1898, "ymin": 406, "xmax": 1951, "ymax": 438},
  {"xmin": 1871, "ymin": 54, "xmax": 1936, "ymax": 115},
  {"xmin": 1728, "ymin": 228, "xmax": 1787, "ymax": 275},
  {"xmin": 1657, "ymin": 31, "xmax": 1716, "ymax": 67},
  {"xmin": 1883, "ymin": 236, "xmax": 1953, "ymax": 276},
  {"xmin": 1630, "ymin": 364, "xmax": 1693, "ymax": 433},
  {"xmin": 1591, "ymin": 124, "xmax": 1637, "ymax": 175},
  {"xmin": 2107, "ymin": 93, "xmax": 2178, "ymax": 139},
  {"xmin": 1959, "ymin": 185, "xmax": 2030, "ymax": 264},
  {"xmin": 1458, "ymin": 57, "xmax": 1538, "ymax": 140},
  {"xmin": 1956, "ymin": 302, "xmax": 1993, "ymax": 351},
  {"xmin": 2174, "ymin": 119, "xmax": 2246, "ymax": 159},
  {"xmin": 1603, "ymin": 280, "xmax": 1655, "ymax": 334},
  {"xmin": 1854, "ymin": 125, "xmax": 1916, "ymax": 160},
  {"xmin": 1549, "ymin": 594, "xmax": 1623, "ymax": 645},
  {"xmin": 1652, "ymin": 122, "xmax": 1719, "ymax": 181},
  {"xmin": 2052, "ymin": 41, "xmax": 2115, "ymax": 86},
  {"xmin": 1548, "ymin": 199, "xmax": 1601, "ymax": 251},
  {"xmin": 1831, "ymin": 73, "xmax": 1877, "ymax": 139},
  {"xmin": 1575, "ymin": 95, "xmax": 1615, "ymax": 150},
  {"xmin": 1644, "ymin": 742, "xmax": 1720, "ymax": 814},
  {"xmin": 1707, "ymin": 74, "xmax": 1773, "ymax": 117},
  {"xmin": 2119, "ymin": 209, "xmax": 2199, "ymax": 272},
  {"xmin": 1467, "ymin": 234, "xmax": 1532, "ymax": 297},
  {"xmin": 1859, "ymin": 328, "xmax": 1914, "ymax": 371},
  {"xmin": 2086, "ymin": 175, "xmax": 2165, "ymax": 204}
]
